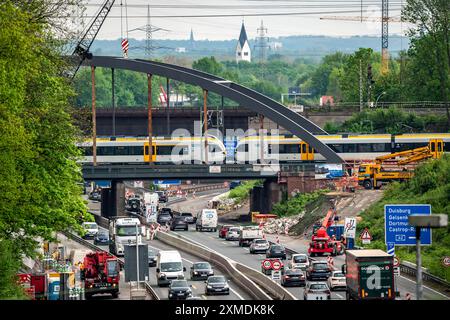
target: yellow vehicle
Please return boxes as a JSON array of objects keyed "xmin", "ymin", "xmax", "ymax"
[{"xmin": 358, "ymin": 139, "xmax": 444, "ymax": 189}]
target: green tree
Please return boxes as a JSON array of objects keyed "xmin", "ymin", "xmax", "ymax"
[
  {"xmin": 402, "ymin": 0, "xmax": 450, "ymax": 127},
  {"xmin": 0, "ymin": 1, "xmax": 88, "ymax": 296}
]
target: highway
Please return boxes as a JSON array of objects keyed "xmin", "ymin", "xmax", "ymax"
[
  {"xmin": 82, "ymin": 221, "xmax": 249, "ymax": 300},
  {"xmin": 166, "ymin": 190, "xmax": 449, "ymax": 301}
]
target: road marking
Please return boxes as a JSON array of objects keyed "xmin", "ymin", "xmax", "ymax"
[
  {"xmin": 398, "ymin": 275, "xmax": 449, "ymax": 299},
  {"xmin": 335, "ymin": 293, "xmax": 344, "ymax": 299},
  {"xmin": 202, "ymin": 295, "xmax": 207, "ymax": 300},
  {"xmin": 192, "ymin": 285, "xmax": 197, "ymax": 290}
]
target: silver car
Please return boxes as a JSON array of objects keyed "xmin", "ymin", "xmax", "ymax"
[
  {"xmin": 249, "ymin": 239, "xmax": 269, "ymax": 254},
  {"xmin": 225, "ymin": 227, "xmax": 240, "ymax": 241},
  {"xmin": 288, "ymin": 254, "xmax": 309, "ymax": 271}
]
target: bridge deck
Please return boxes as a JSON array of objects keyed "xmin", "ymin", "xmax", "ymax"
[{"xmin": 82, "ymin": 163, "xmax": 316, "ymax": 180}]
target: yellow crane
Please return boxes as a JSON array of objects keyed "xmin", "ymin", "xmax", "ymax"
[
  {"xmin": 357, "ymin": 139, "xmax": 444, "ymax": 189},
  {"xmin": 320, "ymin": 0, "xmax": 404, "ymax": 74}
]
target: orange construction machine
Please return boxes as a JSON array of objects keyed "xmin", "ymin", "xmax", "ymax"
[
  {"xmin": 81, "ymin": 251, "xmax": 120, "ymax": 299},
  {"xmin": 308, "ymin": 208, "xmax": 345, "ymax": 257},
  {"xmin": 358, "ymin": 139, "xmax": 444, "ymax": 189}
]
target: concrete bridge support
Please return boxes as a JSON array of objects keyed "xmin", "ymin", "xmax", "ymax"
[{"xmin": 100, "ymin": 180, "xmax": 125, "ymax": 218}]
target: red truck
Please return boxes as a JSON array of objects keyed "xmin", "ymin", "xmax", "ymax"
[
  {"xmin": 81, "ymin": 251, "xmax": 120, "ymax": 299},
  {"xmin": 308, "ymin": 208, "xmax": 345, "ymax": 257}
]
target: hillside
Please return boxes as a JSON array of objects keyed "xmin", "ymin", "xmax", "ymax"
[{"xmin": 356, "ymin": 155, "xmax": 450, "ymax": 281}]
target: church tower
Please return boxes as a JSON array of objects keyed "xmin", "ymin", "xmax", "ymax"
[{"xmin": 236, "ymin": 22, "xmax": 251, "ymax": 63}]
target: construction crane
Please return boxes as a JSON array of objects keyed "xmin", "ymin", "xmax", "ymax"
[
  {"xmin": 68, "ymin": 0, "xmax": 116, "ymax": 79},
  {"xmin": 375, "ymin": 139, "xmax": 444, "ymax": 165},
  {"xmin": 358, "ymin": 139, "xmax": 444, "ymax": 189},
  {"xmin": 320, "ymin": 0, "xmax": 401, "ymax": 74}
]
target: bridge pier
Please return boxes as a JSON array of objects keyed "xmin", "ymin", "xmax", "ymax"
[{"xmin": 100, "ymin": 180, "xmax": 125, "ymax": 218}]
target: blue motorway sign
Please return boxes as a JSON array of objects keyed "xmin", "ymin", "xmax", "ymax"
[
  {"xmin": 153, "ymin": 180, "xmax": 181, "ymax": 185},
  {"xmin": 224, "ymin": 137, "xmax": 238, "ymax": 158},
  {"xmin": 385, "ymin": 204, "xmax": 432, "ymax": 246}
]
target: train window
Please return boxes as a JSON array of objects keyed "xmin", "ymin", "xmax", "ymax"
[
  {"xmin": 394, "ymin": 143, "xmax": 426, "ymax": 152},
  {"xmin": 372, "ymin": 143, "xmax": 391, "ymax": 152},
  {"xmin": 279, "ymin": 144, "xmax": 300, "ymax": 154},
  {"xmin": 131, "ymin": 146, "xmax": 143, "ymax": 155},
  {"xmin": 327, "ymin": 144, "xmax": 343, "ymax": 153},
  {"xmin": 144, "ymin": 146, "xmax": 149, "ymax": 155},
  {"xmin": 97, "ymin": 146, "xmax": 113, "ymax": 156},
  {"xmin": 343, "ymin": 144, "xmax": 357, "ymax": 153},
  {"xmin": 444, "ymin": 143, "xmax": 450, "ymax": 152},
  {"xmin": 115, "ymin": 146, "xmax": 129, "ymax": 155},
  {"xmin": 431, "ymin": 142, "xmax": 436, "ymax": 152},
  {"xmin": 301, "ymin": 144, "xmax": 306, "ymax": 153},
  {"xmin": 309, "ymin": 146, "xmax": 314, "ymax": 153},
  {"xmin": 82, "ymin": 146, "xmax": 92, "ymax": 156},
  {"xmin": 357, "ymin": 144, "xmax": 372, "ymax": 153},
  {"xmin": 236, "ymin": 144, "xmax": 246, "ymax": 153},
  {"xmin": 438, "ymin": 143, "xmax": 442, "ymax": 152},
  {"xmin": 156, "ymin": 146, "xmax": 173, "ymax": 155}
]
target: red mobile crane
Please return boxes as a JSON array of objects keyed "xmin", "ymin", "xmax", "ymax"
[
  {"xmin": 81, "ymin": 251, "xmax": 120, "ymax": 299},
  {"xmin": 308, "ymin": 208, "xmax": 345, "ymax": 257}
]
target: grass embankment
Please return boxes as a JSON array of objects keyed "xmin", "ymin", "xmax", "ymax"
[
  {"xmin": 272, "ymin": 189, "xmax": 330, "ymax": 218},
  {"xmin": 228, "ymin": 180, "xmax": 262, "ymax": 203},
  {"xmin": 356, "ymin": 155, "xmax": 450, "ymax": 281}
]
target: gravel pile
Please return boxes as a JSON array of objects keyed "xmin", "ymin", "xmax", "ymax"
[{"xmin": 262, "ymin": 213, "xmax": 304, "ymax": 235}]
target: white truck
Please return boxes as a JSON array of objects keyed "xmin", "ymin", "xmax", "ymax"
[
  {"xmin": 108, "ymin": 217, "xmax": 141, "ymax": 256},
  {"xmin": 195, "ymin": 209, "xmax": 218, "ymax": 232},
  {"xmin": 142, "ymin": 192, "xmax": 159, "ymax": 223},
  {"xmin": 239, "ymin": 226, "xmax": 263, "ymax": 247},
  {"xmin": 156, "ymin": 250, "xmax": 186, "ymax": 286}
]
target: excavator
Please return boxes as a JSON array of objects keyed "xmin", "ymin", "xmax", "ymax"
[
  {"xmin": 308, "ymin": 207, "xmax": 345, "ymax": 257},
  {"xmin": 358, "ymin": 139, "xmax": 444, "ymax": 190}
]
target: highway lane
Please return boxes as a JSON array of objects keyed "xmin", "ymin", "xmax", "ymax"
[
  {"xmin": 87, "ymin": 226, "xmax": 249, "ymax": 300},
  {"xmin": 166, "ymin": 191, "xmax": 449, "ymax": 301}
]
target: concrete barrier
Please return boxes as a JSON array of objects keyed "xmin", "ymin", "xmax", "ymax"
[{"xmin": 155, "ymin": 230, "xmax": 272, "ymax": 300}]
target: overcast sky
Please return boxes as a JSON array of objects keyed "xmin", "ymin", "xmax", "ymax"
[{"xmin": 78, "ymin": 0, "xmax": 410, "ymax": 41}]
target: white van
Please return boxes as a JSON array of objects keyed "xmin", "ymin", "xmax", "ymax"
[
  {"xmin": 156, "ymin": 250, "xmax": 186, "ymax": 286},
  {"xmin": 195, "ymin": 209, "xmax": 218, "ymax": 232}
]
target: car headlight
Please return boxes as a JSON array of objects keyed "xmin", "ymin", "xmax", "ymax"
[
  {"xmin": 194, "ymin": 271, "xmax": 198, "ymax": 275},
  {"xmin": 207, "ymin": 285, "xmax": 212, "ymax": 289},
  {"xmin": 208, "ymin": 271, "xmax": 213, "ymax": 274},
  {"xmin": 223, "ymin": 284, "xmax": 229, "ymax": 288},
  {"xmin": 160, "ymin": 273, "xmax": 166, "ymax": 278},
  {"xmin": 169, "ymin": 293, "xmax": 173, "ymax": 297}
]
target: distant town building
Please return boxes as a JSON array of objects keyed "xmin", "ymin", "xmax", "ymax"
[
  {"xmin": 268, "ymin": 41, "xmax": 282, "ymax": 50},
  {"xmin": 236, "ymin": 22, "xmax": 251, "ymax": 63},
  {"xmin": 189, "ymin": 28, "xmax": 195, "ymax": 49},
  {"xmin": 320, "ymin": 96, "xmax": 335, "ymax": 107}
]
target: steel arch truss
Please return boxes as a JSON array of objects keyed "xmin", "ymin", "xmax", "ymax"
[{"xmin": 81, "ymin": 56, "xmax": 343, "ymax": 163}]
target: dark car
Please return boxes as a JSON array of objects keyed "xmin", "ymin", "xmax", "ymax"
[
  {"xmin": 205, "ymin": 276, "xmax": 230, "ymax": 295},
  {"xmin": 93, "ymin": 232, "xmax": 109, "ymax": 246},
  {"xmin": 266, "ymin": 244, "xmax": 287, "ymax": 260},
  {"xmin": 170, "ymin": 216, "xmax": 188, "ymax": 231},
  {"xmin": 126, "ymin": 198, "xmax": 141, "ymax": 212},
  {"xmin": 88, "ymin": 191, "xmax": 101, "ymax": 201},
  {"xmin": 156, "ymin": 191, "xmax": 168, "ymax": 203},
  {"xmin": 157, "ymin": 212, "xmax": 172, "ymax": 225},
  {"xmin": 190, "ymin": 262, "xmax": 214, "ymax": 280},
  {"xmin": 229, "ymin": 181, "xmax": 242, "ymax": 190},
  {"xmin": 148, "ymin": 248, "xmax": 157, "ymax": 267},
  {"xmin": 306, "ymin": 261, "xmax": 332, "ymax": 281},
  {"xmin": 168, "ymin": 280, "xmax": 192, "ymax": 300},
  {"xmin": 218, "ymin": 225, "xmax": 233, "ymax": 238},
  {"xmin": 180, "ymin": 212, "xmax": 196, "ymax": 224},
  {"xmin": 160, "ymin": 207, "xmax": 173, "ymax": 217},
  {"xmin": 281, "ymin": 269, "xmax": 306, "ymax": 287}
]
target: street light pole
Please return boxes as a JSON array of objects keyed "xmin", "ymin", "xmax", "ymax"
[
  {"xmin": 136, "ymin": 223, "xmax": 139, "ymax": 290},
  {"xmin": 415, "ymin": 227, "xmax": 422, "ymax": 300}
]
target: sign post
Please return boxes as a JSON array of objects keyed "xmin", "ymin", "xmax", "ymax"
[
  {"xmin": 359, "ymin": 228, "xmax": 372, "ymax": 245},
  {"xmin": 271, "ymin": 270, "xmax": 281, "ymax": 282},
  {"xmin": 344, "ymin": 217, "xmax": 357, "ymax": 249}
]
